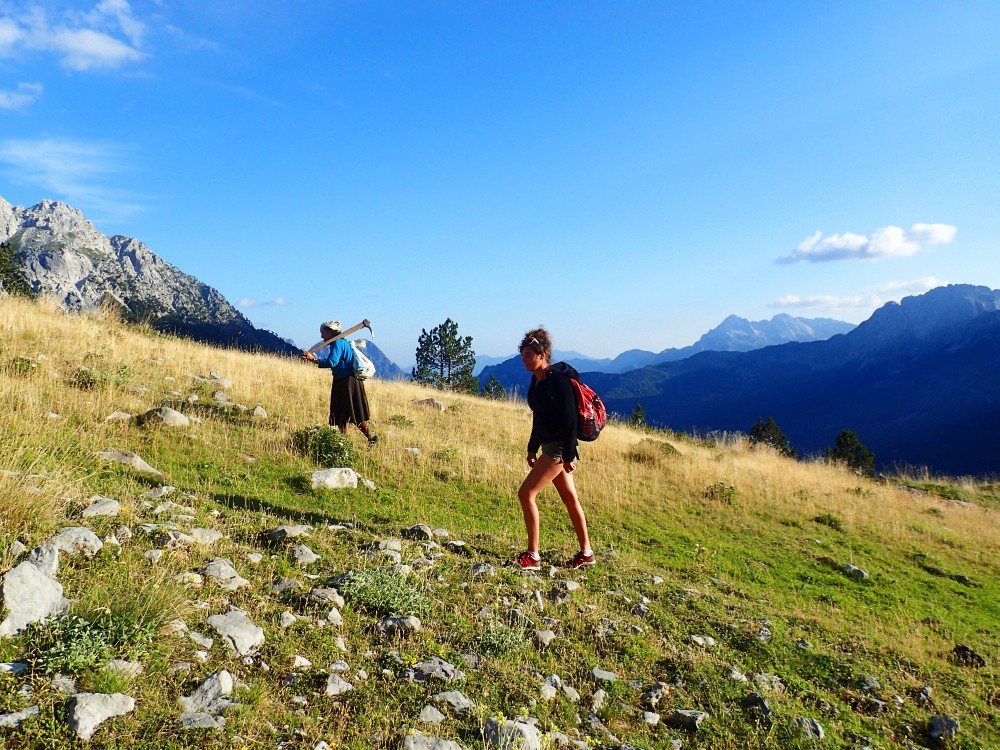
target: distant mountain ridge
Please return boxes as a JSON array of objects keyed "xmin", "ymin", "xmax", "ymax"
[
  {"xmin": 0, "ymin": 196, "xmax": 405, "ymax": 375},
  {"xmin": 479, "ymin": 314, "xmax": 855, "ymax": 392},
  {"xmin": 583, "ymin": 285, "xmax": 999, "ymax": 476}
]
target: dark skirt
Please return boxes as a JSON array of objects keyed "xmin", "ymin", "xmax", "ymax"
[{"xmin": 329, "ymin": 375, "xmax": 370, "ymax": 428}]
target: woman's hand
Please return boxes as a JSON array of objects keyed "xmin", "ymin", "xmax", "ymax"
[
  {"xmin": 301, "ymin": 351, "xmax": 317, "ymax": 362},
  {"xmin": 526, "ymin": 453, "xmax": 537, "ymax": 467},
  {"xmin": 563, "ymin": 461, "xmax": 575, "ymax": 474}
]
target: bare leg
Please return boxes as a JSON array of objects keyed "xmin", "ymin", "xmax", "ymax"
[
  {"xmin": 552, "ymin": 468, "xmax": 591, "ymax": 552},
  {"xmin": 517, "ymin": 455, "xmax": 565, "ymax": 553}
]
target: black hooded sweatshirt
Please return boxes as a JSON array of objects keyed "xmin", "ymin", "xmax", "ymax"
[{"xmin": 526, "ymin": 361, "xmax": 579, "ymax": 461}]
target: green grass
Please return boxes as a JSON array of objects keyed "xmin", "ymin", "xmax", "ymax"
[{"xmin": 0, "ymin": 301, "xmax": 996, "ymax": 749}]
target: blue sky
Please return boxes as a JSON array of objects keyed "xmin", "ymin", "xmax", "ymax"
[{"xmin": 1, "ymin": 1, "xmax": 998, "ymax": 366}]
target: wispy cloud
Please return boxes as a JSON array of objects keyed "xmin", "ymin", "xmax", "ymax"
[
  {"xmin": 237, "ymin": 297, "xmax": 286, "ymax": 308},
  {"xmin": 1, "ymin": 1, "xmax": 146, "ymax": 71},
  {"xmin": 0, "ymin": 82, "xmax": 43, "ymax": 111},
  {"xmin": 778, "ymin": 224, "xmax": 957, "ymax": 264},
  {"xmin": 771, "ymin": 277, "xmax": 947, "ymax": 311},
  {"xmin": 0, "ymin": 137, "xmax": 142, "ymax": 221}
]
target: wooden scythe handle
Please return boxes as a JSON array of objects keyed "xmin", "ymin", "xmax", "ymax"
[{"xmin": 305, "ymin": 318, "xmax": 373, "ymax": 354}]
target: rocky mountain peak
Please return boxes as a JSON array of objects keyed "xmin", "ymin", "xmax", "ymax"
[{"xmin": 0, "ymin": 195, "xmax": 296, "ymax": 356}]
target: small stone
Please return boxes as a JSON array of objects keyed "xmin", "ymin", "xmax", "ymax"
[
  {"xmin": 404, "ymin": 524, "xmax": 434, "ymax": 540},
  {"xmin": 928, "ymin": 715, "xmax": 960, "ymax": 741},
  {"xmin": 534, "ymin": 630, "xmax": 556, "ymax": 649},
  {"xmin": 432, "ymin": 690, "xmax": 475, "ymax": 716},
  {"xmin": 82, "ymin": 495, "xmax": 121, "ymax": 518},
  {"xmin": 325, "ymin": 674, "xmax": 354, "ymax": 696},
  {"xmin": 279, "ymin": 612, "xmax": 298, "ymax": 628},
  {"xmin": 378, "ymin": 615, "xmax": 422, "ymax": 638},
  {"xmin": 67, "ymin": 693, "xmax": 135, "ymax": 741},
  {"xmin": 191, "ymin": 528, "xmax": 224, "ymax": 546},
  {"xmin": 591, "ymin": 689, "xmax": 607, "ymax": 712},
  {"xmin": 291, "ymin": 544, "xmax": 321, "ymax": 565},
  {"xmin": 206, "ymin": 608, "xmax": 265, "ymax": 656},
  {"xmin": 472, "ymin": 563, "xmax": 496, "ymax": 578},
  {"xmin": 311, "ymin": 468, "xmax": 359, "ymax": 489},
  {"xmin": 669, "ymin": 709, "xmax": 708, "ymax": 730},
  {"xmin": 419, "ymin": 705, "xmax": 446, "ymax": 724},
  {"xmin": 0, "ymin": 705, "xmax": 40, "ymax": 728},
  {"xmin": 590, "ymin": 667, "xmax": 618, "ymax": 684},
  {"xmin": 843, "ymin": 563, "xmax": 869, "ymax": 580},
  {"xmin": 793, "ymin": 717, "xmax": 824, "ymax": 739},
  {"xmin": 642, "ymin": 711, "xmax": 660, "ymax": 726}
]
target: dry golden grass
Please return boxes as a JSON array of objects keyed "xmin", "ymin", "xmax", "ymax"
[{"xmin": 2, "ymin": 293, "xmax": 996, "ymax": 561}]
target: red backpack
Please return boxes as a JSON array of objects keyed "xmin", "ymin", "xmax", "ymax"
[{"xmin": 568, "ymin": 378, "xmax": 607, "ymax": 441}]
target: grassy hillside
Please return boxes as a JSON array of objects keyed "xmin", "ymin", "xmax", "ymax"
[{"xmin": 0, "ymin": 296, "xmax": 997, "ymax": 749}]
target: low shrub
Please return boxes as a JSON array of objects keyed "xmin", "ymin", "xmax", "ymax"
[
  {"xmin": 478, "ymin": 622, "xmax": 528, "ymax": 657},
  {"xmin": 292, "ymin": 425, "xmax": 358, "ymax": 467},
  {"xmin": 704, "ymin": 482, "xmax": 738, "ymax": 504},
  {"xmin": 336, "ymin": 567, "xmax": 431, "ymax": 618},
  {"xmin": 813, "ymin": 513, "xmax": 845, "ymax": 532}
]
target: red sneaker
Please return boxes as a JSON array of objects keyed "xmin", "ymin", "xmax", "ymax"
[
  {"xmin": 515, "ymin": 551, "xmax": 542, "ymax": 571},
  {"xmin": 569, "ymin": 550, "xmax": 596, "ymax": 569}
]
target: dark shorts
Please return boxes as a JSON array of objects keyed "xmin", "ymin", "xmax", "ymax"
[
  {"xmin": 330, "ymin": 375, "xmax": 370, "ymax": 428},
  {"xmin": 541, "ymin": 440, "xmax": 578, "ymax": 463}
]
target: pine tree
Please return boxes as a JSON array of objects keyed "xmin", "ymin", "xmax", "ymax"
[
  {"xmin": 480, "ymin": 374, "xmax": 507, "ymax": 400},
  {"xmin": 826, "ymin": 428, "xmax": 876, "ymax": 476},
  {"xmin": 749, "ymin": 416, "xmax": 797, "ymax": 458},
  {"xmin": 0, "ymin": 241, "xmax": 33, "ymax": 298},
  {"xmin": 412, "ymin": 318, "xmax": 477, "ymax": 393},
  {"xmin": 628, "ymin": 403, "xmax": 648, "ymax": 429}
]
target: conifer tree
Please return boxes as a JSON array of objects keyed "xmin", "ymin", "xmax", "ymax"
[
  {"xmin": 628, "ymin": 403, "xmax": 648, "ymax": 429},
  {"xmin": 412, "ymin": 318, "xmax": 477, "ymax": 393},
  {"xmin": 480, "ymin": 374, "xmax": 506, "ymax": 400},
  {"xmin": 749, "ymin": 416, "xmax": 797, "ymax": 457},
  {"xmin": 826, "ymin": 428, "xmax": 876, "ymax": 476}
]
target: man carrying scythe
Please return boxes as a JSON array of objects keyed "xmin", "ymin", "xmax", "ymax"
[{"xmin": 300, "ymin": 319, "xmax": 379, "ymax": 447}]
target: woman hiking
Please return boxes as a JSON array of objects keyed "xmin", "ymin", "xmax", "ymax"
[
  {"xmin": 301, "ymin": 320, "xmax": 378, "ymax": 447},
  {"xmin": 515, "ymin": 327, "xmax": 595, "ymax": 571}
]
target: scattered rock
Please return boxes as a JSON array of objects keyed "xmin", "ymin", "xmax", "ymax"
[
  {"xmin": 642, "ymin": 682, "xmax": 668, "ymax": 708},
  {"xmin": 401, "ymin": 730, "xmax": 463, "ymax": 750},
  {"xmin": 741, "ymin": 693, "xmax": 772, "ymax": 727},
  {"xmin": 137, "ymin": 406, "xmax": 190, "ymax": 428},
  {"xmin": 668, "ymin": 709, "xmax": 708, "ymax": 731},
  {"xmin": 0, "ymin": 705, "xmax": 40, "ymax": 728},
  {"xmin": 82, "ymin": 495, "xmax": 121, "ymax": 518},
  {"xmin": 325, "ymin": 674, "xmax": 354, "ymax": 696},
  {"xmin": 311, "ymin": 468, "xmax": 359, "ymax": 489},
  {"xmin": 200, "ymin": 558, "xmax": 251, "ymax": 590},
  {"xmin": 96, "ymin": 448, "xmax": 162, "ymax": 475},
  {"xmin": 404, "ymin": 524, "xmax": 434, "ymax": 540},
  {"xmin": 484, "ymin": 717, "xmax": 542, "ymax": 750},
  {"xmin": 180, "ymin": 713, "xmax": 225, "ymax": 730},
  {"xmin": 952, "ymin": 644, "xmax": 986, "ymax": 668},
  {"xmin": 842, "ymin": 563, "xmax": 869, "ymax": 580},
  {"xmin": 590, "ymin": 667, "xmax": 618, "ymax": 684},
  {"xmin": 432, "ymin": 690, "xmax": 475, "ymax": 716},
  {"xmin": 67, "ymin": 693, "xmax": 135, "ymax": 741},
  {"xmin": 412, "ymin": 398, "xmax": 445, "ymax": 412},
  {"xmin": 266, "ymin": 525, "xmax": 311, "ymax": 542},
  {"xmin": 156, "ymin": 530, "xmax": 195, "ymax": 549},
  {"xmin": 190, "ymin": 528, "xmax": 224, "ymax": 546},
  {"xmin": 378, "ymin": 615, "xmax": 422, "ymax": 639},
  {"xmin": 401, "ymin": 657, "xmax": 465, "ymax": 684},
  {"xmin": 642, "ymin": 711, "xmax": 660, "ymax": 726},
  {"xmin": 178, "ymin": 670, "xmax": 236, "ymax": 715},
  {"xmin": 207, "ymin": 608, "xmax": 265, "ymax": 656},
  {"xmin": 308, "ymin": 587, "xmax": 346, "ymax": 607},
  {"xmin": 928, "ymin": 715, "xmax": 960, "ymax": 741},
  {"xmin": 105, "ymin": 411, "xmax": 132, "ymax": 422},
  {"xmin": 793, "ymin": 717, "xmax": 824, "ymax": 740},
  {"xmin": 419, "ymin": 705, "xmax": 446, "ymax": 724},
  {"xmin": 472, "ymin": 563, "xmax": 496, "ymax": 578},
  {"xmin": 291, "ymin": 544, "xmax": 321, "ymax": 565},
  {"xmin": 0, "ymin": 561, "xmax": 68, "ymax": 637},
  {"xmin": 51, "ymin": 526, "xmax": 104, "ymax": 557},
  {"xmin": 534, "ymin": 630, "xmax": 556, "ymax": 649}
]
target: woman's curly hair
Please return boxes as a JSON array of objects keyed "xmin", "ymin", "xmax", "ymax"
[{"xmin": 519, "ymin": 327, "xmax": 552, "ymax": 359}]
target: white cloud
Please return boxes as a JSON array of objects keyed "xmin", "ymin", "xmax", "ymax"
[
  {"xmin": 779, "ymin": 224, "xmax": 957, "ymax": 263},
  {"xmin": 237, "ymin": 297, "xmax": 286, "ymax": 308},
  {"xmin": 771, "ymin": 277, "xmax": 946, "ymax": 311},
  {"xmin": 0, "ymin": 136, "xmax": 141, "ymax": 221},
  {"xmin": 46, "ymin": 27, "xmax": 143, "ymax": 70},
  {"xmin": 0, "ymin": 82, "xmax": 43, "ymax": 110},
  {"xmin": 1, "ymin": 1, "xmax": 146, "ymax": 71}
]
